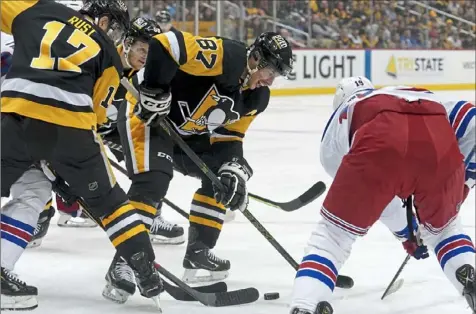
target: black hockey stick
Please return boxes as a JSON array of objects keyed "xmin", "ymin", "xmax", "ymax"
[
  {"xmin": 380, "ymin": 254, "xmax": 410, "ymax": 300},
  {"xmin": 381, "ymin": 196, "xmax": 420, "ymax": 300},
  {"xmin": 103, "ymin": 137, "xmax": 323, "ymax": 212},
  {"xmin": 120, "ymin": 79, "xmax": 354, "ymax": 289},
  {"xmin": 156, "ymin": 262, "xmax": 259, "ymax": 306},
  {"xmin": 248, "ymin": 181, "xmax": 326, "ymax": 211}
]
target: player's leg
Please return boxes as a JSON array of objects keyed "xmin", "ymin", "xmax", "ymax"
[
  {"xmin": 99, "ymin": 104, "xmax": 177, "ymax": 303},
  {"xmin": 119, "ymin": 101, "xmax": 183, "ymax": 243},
  {"xmin": 172, "ymin": 138, "xmax": 233, "ymax": 283},
  {"xmin": 290, "ymin": 112, "xmax": 405, "ymax": 313},
  {"xmin": 413, "ymin": 114, "xmax": 475, "ymax": 311},
  {"xmin": 49, "ymin": 124, "xmax": 162, "ymax": 302},
  {"xmin": 1, "ymin": 114, "xmax": 43, "ymax": 310}
]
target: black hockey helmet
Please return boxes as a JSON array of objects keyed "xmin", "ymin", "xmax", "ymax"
[
  {"xmin": 155, "ymin": 10, "xmax": 172, "ymax": 24},
  {"xmin": 248, "ymin": 32, "xmax": 293, "ymax": 78},
  {"xmin": 80, "ymin": 0, "xmax": 130, "ymax": 43},
  {"xmin": 125, "ymin": 17, "xmax": 162, "ymax": 43}
]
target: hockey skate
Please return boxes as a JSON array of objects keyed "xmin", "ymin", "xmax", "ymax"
[
  {"xmin": 291, "ymin": 301, "xmax": 333, "ymax": 314},
  {"xmin": 129, "ymin": 251, "xmax": 164, "ymax": 311},
  {"xmin": 1, "ymin": 267, "xmax": 38, "ymax": 311},
  {"xmin": 57, "ymin": 207, "xmax": 97, "ymax": 228},
  {"xmin": 102, "ymin": 253, "xmax": 136, "ymax": 304},
  {"xmin": 182, "ymin": 240, "xmax": 230, "ymax": 284},
  {"xmin": 456, "ymin": 264, "xmax": 476, "ymax": 313},
  {"xmin": 27, "ymin": 205, "xmax": 55, "ymax": 248},
  {"xmin": 149, "ymin": 211, "xmax": 184, "ymax": 245}
]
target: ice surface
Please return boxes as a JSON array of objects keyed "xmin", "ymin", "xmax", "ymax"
[{"xmin": 11, "ymin": 90, "xmax": 476, "ymax": 314}]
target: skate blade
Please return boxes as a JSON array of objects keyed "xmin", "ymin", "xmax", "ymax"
[
  {"xmin": 150, "ymin": 235, "xmax": 185, "ymax": 245},
  {"xmin": 1, "ymin": 294, "xmax": 38, "ymax": 311},
  {"xmin": 57, "ymin": 216, "xmax": 97, "ymax": 228},
  {"xmin": 102, "ymin": 283, "xmax": 131, "ymax": 304},
  {"xmin": 26, "ymin": 238, "xmax": 43, "ymax": 249},
  {"xmin": 151, "ymin": 296, "xmax": 162, "ymax": 313},
  {"xmin": 182, "ymin": 269, "xmax": 229, "ymax": 284}
]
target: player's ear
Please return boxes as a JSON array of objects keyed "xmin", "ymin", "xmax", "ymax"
[{"xmin": 97, "ymin": 16, "xmax": 111, "ymax": 33}]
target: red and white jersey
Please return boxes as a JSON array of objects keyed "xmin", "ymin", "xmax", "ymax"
[{"xmin": 320, "ymin": 86, "xmax": 446, "ymax": 178}]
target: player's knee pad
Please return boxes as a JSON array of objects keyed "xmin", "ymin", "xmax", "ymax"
[
  {"xmin": 128, "ymin": 171, "xmax": 172, "ymax": 204},
  {"xmin": 127, "ymin": 171, "xmax": 172, "ymax": 229},
  {"xmin": 10, "ymin": 168, "xmax": 52, "ymax": 214},
  {"xmin": 87, "ymin": 183, "xmax": 129, "ymax": 218}
]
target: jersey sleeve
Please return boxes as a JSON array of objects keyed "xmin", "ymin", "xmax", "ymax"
[
  {"xmin": 142, "ymin": 29, "xmax": 226, "ymax": 89},
  {"xmin": 211, "ymin": 87, "xmax": 270, "ymax": 162},
  {"xmin": 92, "ymin": 65, "xmax": 121, "ymax": 126},
  {"xmin": 1, "ymin": 0, "xmax": 38, "ymax": 34}
]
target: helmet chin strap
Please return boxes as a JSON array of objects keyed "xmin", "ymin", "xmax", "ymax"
[
  {"xmin": 243, "ymin": 50, "xmax": 258, "ymax": 87},
  {"xmin": 122, "ymin": 38, "xmax": 133, "ymax": 69}
]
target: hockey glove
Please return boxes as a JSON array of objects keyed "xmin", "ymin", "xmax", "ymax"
[
  {"xmin": 403, "ymin": 240, "xmax": 429, "ymax": 260},
  {"xmin": 134, "ymin": 84, "xmax": 172, "ymax": 127},
  {"xmin": 214, "ymin": 157, "xmax": 253, "ymax": 212}
]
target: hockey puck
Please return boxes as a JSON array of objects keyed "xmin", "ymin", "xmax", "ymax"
[{"xmin": 264, "ymin": 292, "xmax": 280, "ymax": 300}]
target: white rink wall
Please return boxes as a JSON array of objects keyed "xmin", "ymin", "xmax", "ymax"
[{"xmin": 270, "ymin": 49, "xmax": 475, "ymax": 96}]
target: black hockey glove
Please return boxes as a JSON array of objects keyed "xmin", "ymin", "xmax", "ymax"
[
  {"xmin": 213, "ymin": 157, "xmax": 253, "ymax": 212},
  {"xmin": 134, "ymin": 84, "xmax": 172, "ymax": 127}
]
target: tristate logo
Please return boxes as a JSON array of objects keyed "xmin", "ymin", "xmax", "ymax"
[
  {"xmin": 385, "ymin": 55, "xmax": 444, "ymax": 78},
  {"xmin": 178, "ymin": 84, "xmax": 240, "ymax": 135}
]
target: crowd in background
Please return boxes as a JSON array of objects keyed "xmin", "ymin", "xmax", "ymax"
[{"xmin": 127, "ymin": 0, "xmax": 476, "ymax": 49}]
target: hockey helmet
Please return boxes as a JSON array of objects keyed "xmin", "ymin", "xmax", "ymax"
[
  {"xmin": 80, "ymin": 0, "xmax": 130, "ymax": 43},
  {"xmin": 248, "ymin": 32, "xmax": 294, "ymax": 78},
  {"xmin": 333, "ymin": 76, "xmax": 374, "ymax": 110}
]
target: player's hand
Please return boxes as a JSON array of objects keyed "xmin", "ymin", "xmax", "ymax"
[
  {"xmin": 403, "ymin": 240, "xmax": 429, "ymax": 260},
  {"xmin": 134, "ymin": 84, "xmax": 171, "ymax": 127},
  {"xmin": 213, "ymin": 157, "xmax": 253, "ymax": 212}
]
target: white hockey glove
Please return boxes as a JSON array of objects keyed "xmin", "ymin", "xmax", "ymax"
[
  {"xmin": 214, "ymin": 157, "xmax": 253, "ymax": 212},
  {"xmin": 134, "ymin": 84, "xmax": 172, "ymax": 127}
]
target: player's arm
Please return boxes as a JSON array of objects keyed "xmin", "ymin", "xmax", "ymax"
[
  {"xmin": 92, "ymin": 65, "xmax": 121, "ymax": 127},
  {"xmin": 1, "ymin": 1, "xmax": 38, "ymax": 34}
]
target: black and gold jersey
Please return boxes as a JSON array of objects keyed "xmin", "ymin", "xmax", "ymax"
[
  {"xmin": 142, "ymin": 29, "xmax": 247, "ymax": 97},
  {"xmin": 0, "ymin": 0, "xmax": 122, "ymax": 130},
  {"xmin": 109, "ymin": 45, "xmax": 137, "ymax": 116}
]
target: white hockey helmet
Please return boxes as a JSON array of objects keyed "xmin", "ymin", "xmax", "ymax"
[
  {"xmin": 333, "ymin": 76, "xmax": 374, "ymax": 110},
  {"xmin": 56, "ymin": 0, "xmax": 83, "ymax": 11}
]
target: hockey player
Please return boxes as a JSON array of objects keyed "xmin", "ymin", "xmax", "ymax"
[
  {"xmin": 1, "ymin": 0, "xmax": 163, "ymax": 311},
  {"xmin": 100, "ymin": 30, "xmax": 293, "ymax": 302},
  {"xmin": 290, "ymin": 78, "xmax": 475, "ymax": 314}
]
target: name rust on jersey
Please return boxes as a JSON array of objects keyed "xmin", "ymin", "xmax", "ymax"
[{"xmin": 67, "ymin": 16, "xmax": 96, "ymax": 37}]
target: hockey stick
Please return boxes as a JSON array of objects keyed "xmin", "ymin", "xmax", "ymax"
[
  {"xmin": 157, "ymin": 263, "xmax": 259, "ymax": 306},
  {"xmin": 381, "ymin": 254, "xmax": 410, "ymax": 300},
  {"xmin": 381, "ymin": 196, "xmax": 420, "ymax": 300},
  {"xmin": 248, "ymin": 181, "xmax": 326, "ymax": 212},
  {"xmin": 103, "ymin": 137, "xmax": 324, "ymax": 212},
  {"xmin": 40, "ymin": 162, "xmax": 261, "ymax": 306}
]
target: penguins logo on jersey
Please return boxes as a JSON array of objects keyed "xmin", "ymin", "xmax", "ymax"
[{"xmin": 178, "ymin": 84, "xmax": 240, "ymax": 134}]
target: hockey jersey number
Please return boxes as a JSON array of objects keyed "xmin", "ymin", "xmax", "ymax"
[
  {"xmin": 195, "ymin": 39, "xmax": 218, "ymax": 69},
  {"xmin": 31, "ymin": 21, "xmax": 100, "ymax": 73}
]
